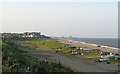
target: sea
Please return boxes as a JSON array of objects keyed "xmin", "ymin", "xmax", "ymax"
[{"xmin": 55, "ymin": 37, "xmax": 119, "ymax": 50}]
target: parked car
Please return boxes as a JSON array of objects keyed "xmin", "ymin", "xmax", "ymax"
[{"xmin": 98, "ymin": 58, "xmax": 109, "ymax": 62}]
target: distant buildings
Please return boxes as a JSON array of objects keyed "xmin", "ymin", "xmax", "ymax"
[
  {"xmin": 1, "ymin": 33, "xmax": 12, "ymax": 38},
  {"xmin": 1, "ymin": 32, "xmax": 41, "ymax": 38},
  {"xmin": 69, "ymin": 35, "xmax": 72, "ymax": 38},
  {"xmin": 61, "ymin": 35, "xmax": 72, "ymax": 38},
  {"xmin": 21, "ymin": 32, "xmax": 41, "ymax": 38}
]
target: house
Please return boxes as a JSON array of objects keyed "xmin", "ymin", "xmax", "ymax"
[
  {"xmin": 2, "ymin": 33, "xmax": 12, "ymax": 38},
  {"xmin": 29, "ymin": 35, "xmax": 37, "ymax": 37},
  {"xmin": 21, "ymin": 32, "xmax": 41, "ymax": 38}
]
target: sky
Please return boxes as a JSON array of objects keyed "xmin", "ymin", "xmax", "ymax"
[
  {"xmin": 1, "ymin": 0, "xmax": 119, "ymax": 2},
  {"xmin": 0, "ymin": 0, "xmax": 119, "ymax": 38}
]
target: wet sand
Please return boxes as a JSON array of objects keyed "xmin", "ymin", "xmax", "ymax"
[{"xmin": 58, "ymin": 40, "xmax": 119, "ymax": 53}]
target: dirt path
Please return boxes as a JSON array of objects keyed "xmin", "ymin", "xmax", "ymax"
[{"xmin": 26, "ymin": 50, "xmax": 118, "ymax": 72}]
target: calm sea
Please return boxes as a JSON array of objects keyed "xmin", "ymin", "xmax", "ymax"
[{"xmin": 57, "ymin": 37, "xmax": 119, "ymax": 49}]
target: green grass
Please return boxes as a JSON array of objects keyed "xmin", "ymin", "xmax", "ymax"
[
  {"xmin": 18, "ymin": 40, "xmax": 101, "ymax": 57},
  {"xmin": 19, "ymin": 39, "xmax": 120, "ymax": 64},
  {"xmin": 82, "ymin": 51, "xmax": 100, "ymax": 56},
  {"xmin": 2, "ymin": 35, "xmax": 119, "ymax": 73},
  {"xmin": 18, "ymin": 39, "xmax": 69, "ymax": 50},
  {"xmin": 2, "ymin": 38, "xmax": 72, "ymax": 72}
]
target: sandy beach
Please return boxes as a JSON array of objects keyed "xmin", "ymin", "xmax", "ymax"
[{"xmin": 58, "ymin": 40, "xmax": 119, "ymax": 53}]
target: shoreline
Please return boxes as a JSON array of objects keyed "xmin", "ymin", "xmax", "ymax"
[
  {"xmin": 58, "ymin": 39, "xmax": 119, "ymax": 53},
  {"xmin": 68, "ymin": 39, "xmax": 118, "ymax": 50}
]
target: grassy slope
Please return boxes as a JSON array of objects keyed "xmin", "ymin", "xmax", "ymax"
[
  {"xmin": 18, "ymin": 40, "xmax": 67, "ymax": 50},
  {"xmin": 2, "ymin": 38, "xmax": 72, "ymax": 72},
  {"xmin": 19, "ymin": 39, "xmax": 120, "ymax": 63},
  {"xmin": 19, "ymin": 40, "xmax": 100, "ymax": 56}
]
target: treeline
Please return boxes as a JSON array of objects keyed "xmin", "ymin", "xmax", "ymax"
[{"xmin": 2, "ymin": 35, "xmax": 50, "ymax": 42}]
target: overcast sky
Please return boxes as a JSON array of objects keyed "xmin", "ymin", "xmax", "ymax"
[{"xmin": 1, "ymin": 0, "xmax": 118, "ymax": 38}]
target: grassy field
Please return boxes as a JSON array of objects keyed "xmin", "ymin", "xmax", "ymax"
[
  {"xmin": 2, "ymin": 37, "xmax": 72, "ymax": 72},
  {"xmin": 2, "ymin": 35, "xmax": 120, "ymax": 73},
  {"xmin": 18, "ymin": 39, "xmax": 101, "ymax": 57},
  {"xmin": 18, "ymin": 39, "xmax": 120, "ymax": 64},
  {"xmin": 18, "ymin": 39, "xmax": 68, "ymax": 50}
]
